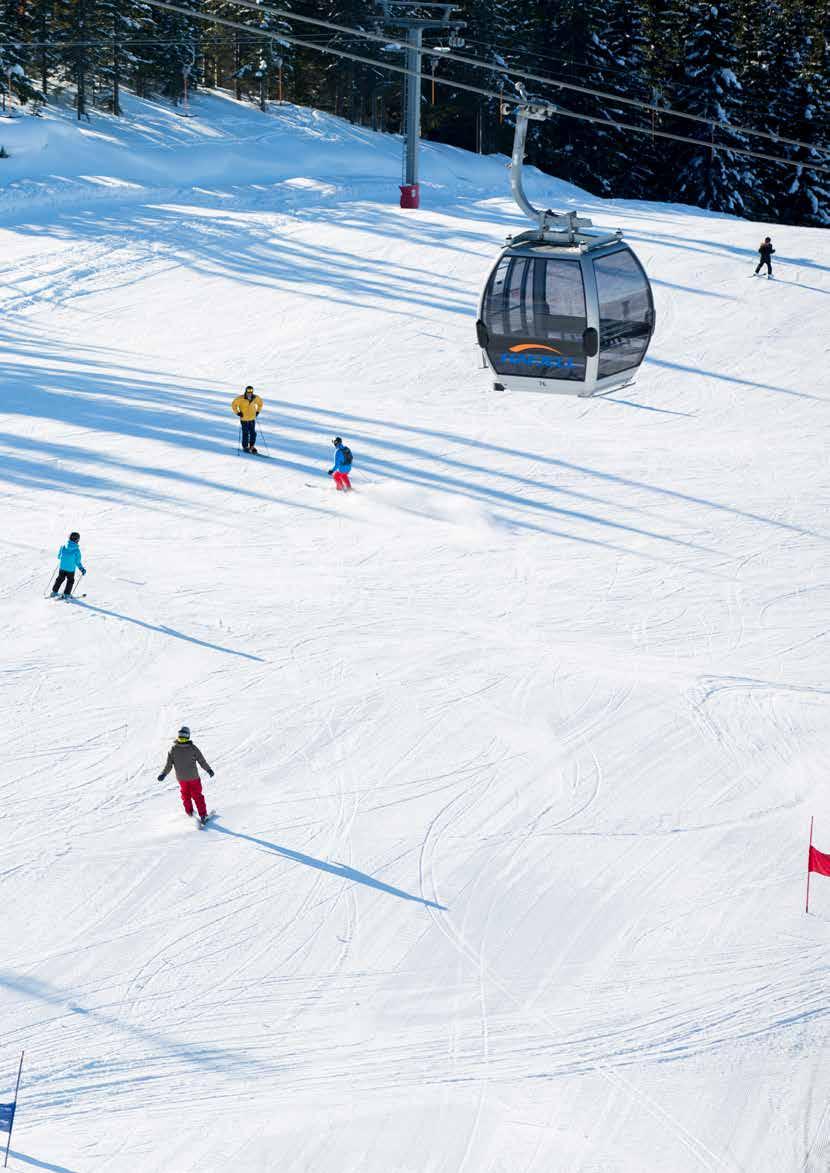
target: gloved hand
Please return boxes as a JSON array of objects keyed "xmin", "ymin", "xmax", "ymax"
[
  {"xmin": 81, "ymin": 569, "xmax": 86, "ymax": 576},
  {"xmin": 207, "ymin": 770, "xmax": 215, "ymax": 779},
  {"xmin": 256, "ymin": 412, "xmax": 260, "ymax": 417},
  {"xmin": 157, "ymin": 773, "xmax": 165, "ymax": 782},
  {"xmin": 327, "ymin": 469, "xmax": 333, "ymax": 476}
]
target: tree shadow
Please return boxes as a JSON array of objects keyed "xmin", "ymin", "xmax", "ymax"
[
  {"xmin": 3, "ymin": 192, "xmax": 825, "ymax": 556},
  {"xmin": 0, "ymin": 327, "xmax": 725, "ymax": 564},
  {"xmin": 645, "ymin": 356, "xmax": 829, "ymax": 403},
  {"xmin": 0, "ymin": 327, "xmax": 335, "ymax": 510},
  {"xmin": 764, "ymin": 277, "xmax": 830, "ymax": 296},
  {"xmin": 71, "ymin": 601, "xmax": 264, "ymax": 662},
  {"xmin": 8, "ymin": 196, "xmax": 479, "ymax": 319},
  {"xmin": 3, "ymin": 313, "xmax": 821, "ymax": 557},
  {"xmin": 0, "ymin": 969, "xmax": 277, "ymax": 1079},
  {"xmin": 7, "ymin": 1153, "xmax": 78, "ymax": 1173},
  {"xmin": 263, "ymin": 396, "xmax": 826, "ymax": 545},
  {"xmin": 625, "ymin": 228, "xmax": 830, "ymax": 276},
  {"xmin": 210, "ymin": 820, "xmax": 446, "ymax": 910}
]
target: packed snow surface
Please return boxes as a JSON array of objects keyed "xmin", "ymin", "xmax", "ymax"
[{"xmin": 1, "ymin": 91, "xmax": 829, "ymax": 1173}]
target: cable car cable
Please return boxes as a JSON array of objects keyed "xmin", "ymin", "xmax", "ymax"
[
  {"xmin": 206, "ymin": 0, "xmax": 829, "ymax": 156},
  {"xmin": 12, "ymin": 3, "xmax": 826, "ymax": 159},
  {"xmin": 136, "ymin": 0, "xmax": 830, "ymax": 177}
]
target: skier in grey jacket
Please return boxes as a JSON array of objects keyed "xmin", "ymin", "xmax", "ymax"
[{"xmin": 158, "ymin": 726, "xmax": 214, "ymax": 824}]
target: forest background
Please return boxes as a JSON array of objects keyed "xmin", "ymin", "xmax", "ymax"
[{"xmin": 1, "ymin": 0, "xmax": 827, "ymax": 225}]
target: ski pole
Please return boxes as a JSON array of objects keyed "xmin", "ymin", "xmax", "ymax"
[
  {"xmin": 237, "ymin": 422, "xmax": 243, "ymax": 456},
  {"xmin": 256, "ymin": 424, "xmax": 271, "ymax": 458},
  {"xmin": 44, "ymin": 564, "xmax": 58, "ymax": 598}
]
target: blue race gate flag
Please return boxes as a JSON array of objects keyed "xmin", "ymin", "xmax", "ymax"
[{"xmin": 2, "ymin": 1052, "xmax": 24, "ymax": 1168}]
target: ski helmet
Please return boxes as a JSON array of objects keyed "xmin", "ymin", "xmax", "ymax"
[
  {"xmin": 333, "ymin": 437, "xmax": 342, "ymax": 447},
  {"xmin": 245, "ymin": 385, "xmax": 254, "ymax": 393},
  {"xmin": 69, "ymin": 531, "xmax": 80, "ymax": 542},
  {"xmin": 178, "ymin": 725, "xmax": 191, "ymax": 741}
]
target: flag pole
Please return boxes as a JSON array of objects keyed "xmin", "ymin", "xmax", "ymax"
[
  {"xmin": 806, "ymin": 817, "xmax": 815, "ymax": 914},
  {"xmin": 2, "ymin": 1050, "xmax": 24, "ymax": 1169}
]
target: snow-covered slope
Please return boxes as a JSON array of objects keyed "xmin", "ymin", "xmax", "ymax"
[{"xmin": 1, "ymin": 91, "xmax": 829, "ymax": 1173}]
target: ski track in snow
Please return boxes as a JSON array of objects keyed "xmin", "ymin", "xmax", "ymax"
[{"xmin": 0, "ymin": 91, "xmax": 829, "ymax": 1173}]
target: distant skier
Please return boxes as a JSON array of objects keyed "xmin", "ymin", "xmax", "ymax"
[
  {"xmin": 51, "ymin": 531, "xmax": 86, "ymax": 598},
  {"xmin": 157, "ymin": 725, "xmax": 215, "ymax": 825},
  {"xmin": 232, "ymin": 386, "xmax": 263, "ymax": 454},
  {"xmin": 328, "ymin": 436, "xmax": 353, "ymax": 491},
  {"xmin": 755, "ymin": 237, "xmax": 775, "ymax": 277}
]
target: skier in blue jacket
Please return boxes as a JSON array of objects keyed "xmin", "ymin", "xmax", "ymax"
[
  {"xmin": 52, "ymin": 532, "xmax": 86, "ymax": 598},
  {"xmin": 328, "ymin": 437, "xmax": 353, "ymax": 491}
]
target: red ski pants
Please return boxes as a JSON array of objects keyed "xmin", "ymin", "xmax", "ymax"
[
  {"xmin": 179, "ymin": 777, "xmax": 207, "ymax": 819},
  {"xmin": 333, "ymin": 472, "xmax": 351, "ymax": 490}
]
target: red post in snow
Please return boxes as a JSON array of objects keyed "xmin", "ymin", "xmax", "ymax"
[
  {"xmin": 399, "ymin": 183, "xmax": 420, "ymax": 209},
  {"xmin": 806, "ymin": 816, "xmax": 814, "ymax": 914}
]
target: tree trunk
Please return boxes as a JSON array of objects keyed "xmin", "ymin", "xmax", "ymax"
[
  {"xmin": 76, "ymin": 0, "xmax": 87, "ymax": 119},
  {"xmin": 40, "ymin": 0, "xmax": 49, "ymax": 97},
  {"xmin": 112, "ymin": 35, "xmax": 121, "ymax": 116}
]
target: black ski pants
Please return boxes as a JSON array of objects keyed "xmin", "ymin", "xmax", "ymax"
[
  {"xmin": 755, "ymin": 257, "xmax": 772, "ymax": 275},
  {"xmin": 53, "ymin": 570, "xmax": 75, "ymax": 596},
  {"xmin": 240, "ymin": 419, "xmax": 257, "ymax": 450}
]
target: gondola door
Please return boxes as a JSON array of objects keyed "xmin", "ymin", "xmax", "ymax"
[
  {"xmin": 591, "ymin": 248, "xmax": 655, "ymax": 386},
  {"xmin": 479, "ymin": 254, "xmax": 591, "ymax": 392}
]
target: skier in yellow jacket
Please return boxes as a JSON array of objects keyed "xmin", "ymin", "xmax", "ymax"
[{"xmin": 231, "ymin": 386, "xmax": 264, "ymax": 453}]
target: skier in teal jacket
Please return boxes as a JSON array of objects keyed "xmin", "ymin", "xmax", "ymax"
[{"xmin": 52, "ymin": 532, "xmax": 86, "ymax": 598}]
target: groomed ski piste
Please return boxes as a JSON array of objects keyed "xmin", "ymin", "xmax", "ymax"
[{"xmin": 1, "ymin": 90, "xmax": 829, "ymax": 1172}]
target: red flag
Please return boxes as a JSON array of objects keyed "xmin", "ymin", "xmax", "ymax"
[{"xmin": 809, "ymin": 845, "xmax": 830, "ymax": 877}]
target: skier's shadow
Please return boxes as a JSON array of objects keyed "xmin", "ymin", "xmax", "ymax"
[{"xmin": 210, "ymin": 822, "xmax": 446, "ymax": 910}]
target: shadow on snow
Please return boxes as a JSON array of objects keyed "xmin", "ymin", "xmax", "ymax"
[{"xmin": 209, "ymin": 819, "xmax": 446, "ymax": 910}]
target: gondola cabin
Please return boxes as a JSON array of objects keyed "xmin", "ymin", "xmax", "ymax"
[{"xmin": 476, "ymin": 229, "xmax": 656, "ymax": 398}]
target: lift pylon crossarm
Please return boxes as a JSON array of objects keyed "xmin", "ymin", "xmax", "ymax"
[{"xmin": 377, "ymin": 0, "xmax": 463, "ymax": 208}]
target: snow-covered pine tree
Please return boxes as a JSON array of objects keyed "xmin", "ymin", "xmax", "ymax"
[
  {"xmin": 673, "ymin": 0, "xmax": 751, "ymax": 214},
  {"xmin": 597, "ymin": 0, "xmax": 655, "ymax": 198},
  {"xmin": 88, "ymin": 0, "xmax": 153, "ymax": 114},
  {"xmin": 306, "ymin": 0, "xmax": 380, "ymax": 123},
  {"xmin": 146, "ymin": 0, "xmax": 203, "ymax": 102},
  {"xmin": 735, "ymin": 0, "xmax": 794, "ymax": 218},
  {"xmin": 31, "ymin": 0, "xmax": 61, "ymax": 99},
  {"xmin": 774, "ymin": 5, "xmax": 829, "ymax": 226},
  {"xmin": 229, "ymin": 0, "xmax": 293, "ymax": 109},
  {"xmin": 420, "ymin": 0, "xmax": 513, "ymax": 156},
  {"xmin": 0, "ymin": 0, "xmax": 40, "ymax": 108},
  {"xmin": 204, "ymin": 0, "xmax": 247, "ymax": 99},
  {"xmin": 523, "ymin": 0, "xmax": 625, "ymax": 196}
]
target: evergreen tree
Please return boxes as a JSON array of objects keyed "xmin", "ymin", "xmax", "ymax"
[
  {"xmin": 776, "ymin": 14, "xmax": 830, "ymax": 226},
  {"xmin": 672, "ymin": 0, "xmax": 751, "ymax": 213},
  {"xmin": 603, "ymin": 0, "xmax": 656, "ymax": 198},
  {"xmin": 33, "ymin": 0, "xmax": 62, "ymax": 98},
  {"xmin": 225, "ymin": 0, "xmax": 293, "ymax": 108},
  {"xmin": 147, "ymin": 0, "xmax": 202, "ymax": 101},
  {"xmin": 0, "ymin": 0, "xmax": 40, "ymax": 107},
  {"xmin": 308, "ymin": 0, "xmax": 384, "ymax": 121},
  {"xmin": 736, "ymin": 0, "xmax": 790, "ymax": 218},
  {"xmin": 421, "ymin": 0, "xmax": 513, "ymax": 155},
  {"xmin": 563, "ymin": 0, "xmax": 633, "ymax": 195},
  {"xmin": 89, "ymin": 0, "xmax": 153, "ymax": 113}
]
